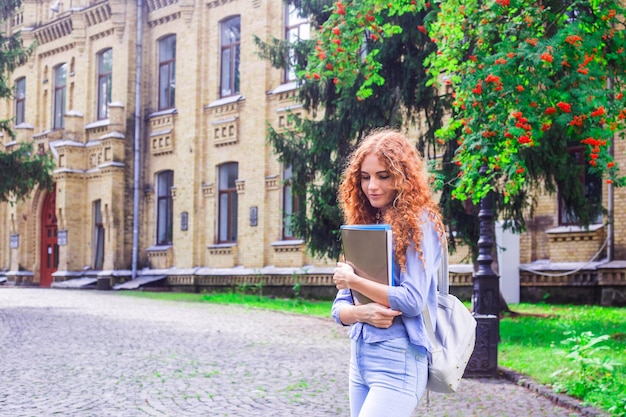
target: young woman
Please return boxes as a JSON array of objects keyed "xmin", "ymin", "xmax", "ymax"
[{"xmin": 332, "ymin": 129, "xmax": 445, "ymax": 417}]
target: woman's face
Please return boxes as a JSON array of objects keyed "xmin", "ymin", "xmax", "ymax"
[{"xmin": 360, "ymin": 152, "xmax": 396, "ymax": 210}]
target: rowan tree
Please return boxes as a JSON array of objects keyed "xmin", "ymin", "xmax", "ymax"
[{"xmin": 305, "ymin": 0, "xmax": 626, "ymax": 246}]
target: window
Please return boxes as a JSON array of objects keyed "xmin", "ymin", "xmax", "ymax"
[
  {"xmin": 53, "ymin": 63, "xmax": 67, "ymax": 129},
  {"xmin": 559, "ymin": 146, "xmax": 602, "ymax": 225},
  {"xmin": 158, "ymin": 35, "xmax": 176, "ymax": 110},
  {"xmin": 93, "ymin": 200, "xmax": 105, "ymax": 270},
  {"xmin": 218, "ymin": 162, "xmax": 238, "ymax": 243},
  {"xmin": 156, "ymin": 170, "xmax": 174, "ymax": 245},
  {"xmin": 282, "ymin": 165, "xmax": 303, "ymax": 239},
  {"xmin": 220, "ymin": 16, "xmax": 240, "ymax": 97},
  {"xmin": 14, "ymin": 77, "xmax": 25, "ymax": 125},
  {"xmin": 284, "ymin": 5, "xmax": 310, "ymax": 82},
  {"xmin": 97, "ymin": 48, "xmax": 112, "ymax": 120}
]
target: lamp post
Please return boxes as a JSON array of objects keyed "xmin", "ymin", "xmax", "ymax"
[{"xmin": 466, "ymin": 169, "xmax": 500, "ymax": 376}]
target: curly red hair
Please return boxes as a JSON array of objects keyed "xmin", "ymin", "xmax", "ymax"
[{"xmin": 338, "ymin": 129, "xmax": 445, "ymax": 270}]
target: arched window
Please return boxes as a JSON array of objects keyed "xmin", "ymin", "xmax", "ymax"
[
  {"xmin": 559, "ymin": 146, "xmax": 602, "ymax": 225},
  {"xmin": 218, "ymin": 162, "xmax": 238, "ymax": 243},
  {"xmin": 53, "ymin": 63, "xmax": 67, "ymax": 129},
  {"xmin": 14, "ymin": 77, "xmax": 26, "ymax": 125},
  {"xmin": 93, "ymin": 199, "xmax": 105, "ymax": 269},
  {"xmin": 158, "ymin": 35, "xmax": 176, "ymax": 110},
  {"xmin": 156, "ymin": 170, "xmax": 174, "ymax": 245},
  {"xmin": 97, "ymin": 48, "xmax": 112, "ymax": 120},
  {"xmin": 284, "ymin": 5, "xmax": 309, "ymax": 82},
  {"xmin": 220, "ymin": 17, "xmax": 240, "ymax": 97},
  {"xmin": 282, "ymin": 165, "xmax": 303, "ymax": 239}
]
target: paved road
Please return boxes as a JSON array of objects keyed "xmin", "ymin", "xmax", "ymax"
[{"xmin": 0, "ymin": 288, "xmax": 589, "ymax": 417}]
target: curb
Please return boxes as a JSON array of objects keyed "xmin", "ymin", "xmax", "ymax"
[{"xmin": 497, "ymin": 367, "xmax": 609, "ymax": 417}]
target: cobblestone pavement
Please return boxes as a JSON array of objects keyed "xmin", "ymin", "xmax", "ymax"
[{"xmin": 0, "ymin": 288, "xmax": 590, "ymax": 417}]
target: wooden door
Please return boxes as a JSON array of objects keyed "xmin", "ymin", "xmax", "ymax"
[{"xmin": 40, "ymin": 186, "xmax": 58, "ymax": 287}]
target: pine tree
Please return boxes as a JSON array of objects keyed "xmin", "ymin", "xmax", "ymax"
[{"xmin": 255, "ymin": 0, "xmax": 448, "ymax": 260}]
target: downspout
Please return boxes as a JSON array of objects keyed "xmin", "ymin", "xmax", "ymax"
[
  {"xmin": 132, "ymin": 0, "xmax": 144, "ymax": 279},
  {"xmin": 607, "ymin": 148, "xmax": 614, "ymax": 262},
  {"xmin": 607, "ymin": 76, "xmax": 614, "ymax": 262}
]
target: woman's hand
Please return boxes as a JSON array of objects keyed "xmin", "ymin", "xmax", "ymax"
[
  {"xmin": 334, "ymin": 261, "xmax": 392, "ymax": 308},
  {"xmin": 356, "ymin": 303, "xmax": 402, "ymax": 328},
  {"xmin": 333, "ymin": 261, "xmax": 356, "ymax": 290}
]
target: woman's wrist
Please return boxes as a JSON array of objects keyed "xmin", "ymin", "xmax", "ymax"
[
  {"xmin": 339, "ymin": 304, "xmax": 360, "ymax": 325},
  {"xmin": 347, "ymin": 270, "xmax": 360, "ymax": 288},
  {"xmin": 351, "ymin": 304, "xmax": 363, "ymax": 322}
]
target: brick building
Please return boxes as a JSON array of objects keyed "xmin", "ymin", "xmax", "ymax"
[{"xmin": 0, "ymin": 0, "xmax": 624, "ymax": 305}]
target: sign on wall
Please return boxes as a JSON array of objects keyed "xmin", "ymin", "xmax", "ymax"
[
  {"xmin": 249, "ymin": 206, "xmax": 258, "ymax": 227},
  {"xmin": 57, "ymin": 230, "xmax": 68, "ymax": 246},
  {"xmin": 10, "ymin": 234, "xmax": 18, "ymax": 249},
  {"xmin": 181, "ymin": 212, "xmax": 188, "ymax": 231}
]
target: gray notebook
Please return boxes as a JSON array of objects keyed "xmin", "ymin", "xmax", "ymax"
[{"xmin": 340, "ymin": 224, "xmax": 393, "ymax": 304}]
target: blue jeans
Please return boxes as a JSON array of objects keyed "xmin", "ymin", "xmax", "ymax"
[{"xmin": 349, "ymin": 337, "xmax": 428, "ymax": 417}]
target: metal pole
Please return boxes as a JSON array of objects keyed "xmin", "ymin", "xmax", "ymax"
[
  {"xmin": 131, "ymin": 0, "xmax": 143, "ymax": 280},
  {"xmin": 608, "ymin": 153, "xmax": 614, "ymax": 262},
  {"xmin": 473, "ymin": 188, "xmax": 500, "ymax": 315},
  {"xmin": 465, "ymin": 166, "xmax": 500, "ymax": 377},
  {"xmin": 607, "ymin": 77, "xmax": 614, "ymax": 262}
]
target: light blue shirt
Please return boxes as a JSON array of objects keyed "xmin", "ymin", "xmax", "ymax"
[{"xmin": 331, "ymin": 214, "xmax": 442, "ymax": 353}]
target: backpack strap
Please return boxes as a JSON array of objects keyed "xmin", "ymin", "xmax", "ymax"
[
  {"xmin": 437, "ymin": 235, "xmax": 449, "ymax": 296},
  {"xmin": 424, "ymin": 235, "xmax": 448, "ymax": 346}
]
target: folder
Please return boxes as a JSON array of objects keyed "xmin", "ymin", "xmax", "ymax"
[{"xmin": 340, "ymin": 224, "xmax": 394, "ymax": 305}]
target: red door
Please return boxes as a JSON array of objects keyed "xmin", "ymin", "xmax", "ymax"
[{"xmin": 40, "ymin": 186, "xmax": 58, "ymax": 287}]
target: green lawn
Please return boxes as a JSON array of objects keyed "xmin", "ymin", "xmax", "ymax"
[
  {"xmin": 119, "ymin": 291, "xmax": 625, "ymax": 416},
  {"xmin": 119, "ymin": 290, "xmax": 334, "ymax": 317},
  {"xmin": 499, "ymin": 303, "xmax": 625, "ymax": 416}
]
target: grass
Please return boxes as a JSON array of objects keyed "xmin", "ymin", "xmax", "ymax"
[
  {"xmin": 119, "ymin": 290, "xmax": 333, "ymax": 317},
  {"xmin": 119, "ymin": 291, "xmax": 625, "ymax": 416},
  {"xmin": 500, "ymin": 303, "xmax": 626, "ymax": 416}
]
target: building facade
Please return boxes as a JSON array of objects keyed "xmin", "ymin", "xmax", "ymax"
[
  {"xmin": 0, "ymin": 0, "xmax": 624, "ymax": 305},
  {"xmin": 0, "ymin": 0, "xmax": 335, "ymax": 296}
]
